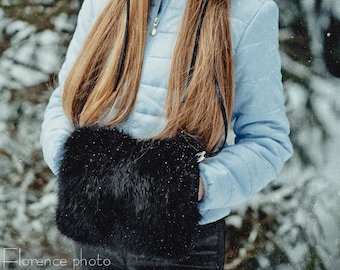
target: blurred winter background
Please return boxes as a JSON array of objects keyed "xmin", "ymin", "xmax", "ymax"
[{"xmin": 0, "ymin": 0, "xmax": 339, "ymax": 269}]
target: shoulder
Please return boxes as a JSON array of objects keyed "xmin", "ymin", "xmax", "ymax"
[
  {"xmin": 231, "ymin": 0, "xmax": 278, "ymax": 21},
  {"xmin": 231, "ymin": 0, "xmax": 279, "ymax": 50},
  {"xmin": 79, "ymin": 0, "xmax": 109, "ymax": 20},
  {"xmin": 91, "ymin": 0, "xmax": 110, "ymax": 16}
]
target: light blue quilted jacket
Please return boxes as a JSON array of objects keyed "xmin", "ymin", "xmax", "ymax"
[{"xmin": 40, "ymin": 0, "xmax": 293, "ymax": 224}]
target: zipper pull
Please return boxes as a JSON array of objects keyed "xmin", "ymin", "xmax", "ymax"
[
  {"xmin": 196, "ymin": 151, "xmax": 206, "ymax": 163},
  {"xmin": 150, "ymin": 17, "xmax": 160, "ymax": 36}
]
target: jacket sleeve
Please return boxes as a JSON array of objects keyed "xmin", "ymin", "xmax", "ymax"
[
  {"xmin": 199, "ymin": 1, "xmax": 293, "ymax": 214},
  {"xmin": 40, "ymin": 0, "xmax": 96, "ymax": 175}
]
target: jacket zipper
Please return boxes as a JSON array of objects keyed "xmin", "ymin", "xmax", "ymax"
[{"xmin": 150, "ymin": 0, "xmax": 163, "ymax": 36}]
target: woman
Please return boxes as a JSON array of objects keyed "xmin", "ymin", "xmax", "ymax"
[{"xmin": 40, "ymin": 0, "xmax": 293, "ymax": 269}]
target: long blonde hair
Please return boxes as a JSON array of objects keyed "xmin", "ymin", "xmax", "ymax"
[{"xmin": 63, "ymin": 0, "xmax": 234, "ymax": 151}]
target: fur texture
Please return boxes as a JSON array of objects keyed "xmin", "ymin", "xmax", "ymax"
[{"xmin": 56, "ymin": 126, "xmax": 203, "ymax": 257}]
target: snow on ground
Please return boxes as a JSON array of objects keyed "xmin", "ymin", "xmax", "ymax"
[{"xmin": 0, "ymin": 6, "xmax": 76, "ymax": 269}]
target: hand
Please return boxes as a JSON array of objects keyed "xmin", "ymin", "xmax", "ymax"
[{"xmin": 198, "ymin": 178, "xmax": 205, "ymax": 201}]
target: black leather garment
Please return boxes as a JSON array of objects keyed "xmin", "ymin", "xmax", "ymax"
[{"xmin": 73, "ymin": 219, "xmax": 226, "ymax": 270}]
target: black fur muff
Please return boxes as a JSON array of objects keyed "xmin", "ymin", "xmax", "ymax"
[{"xmin": 56, "ymin": 125, "xmax": 203, "ymax": 258}]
